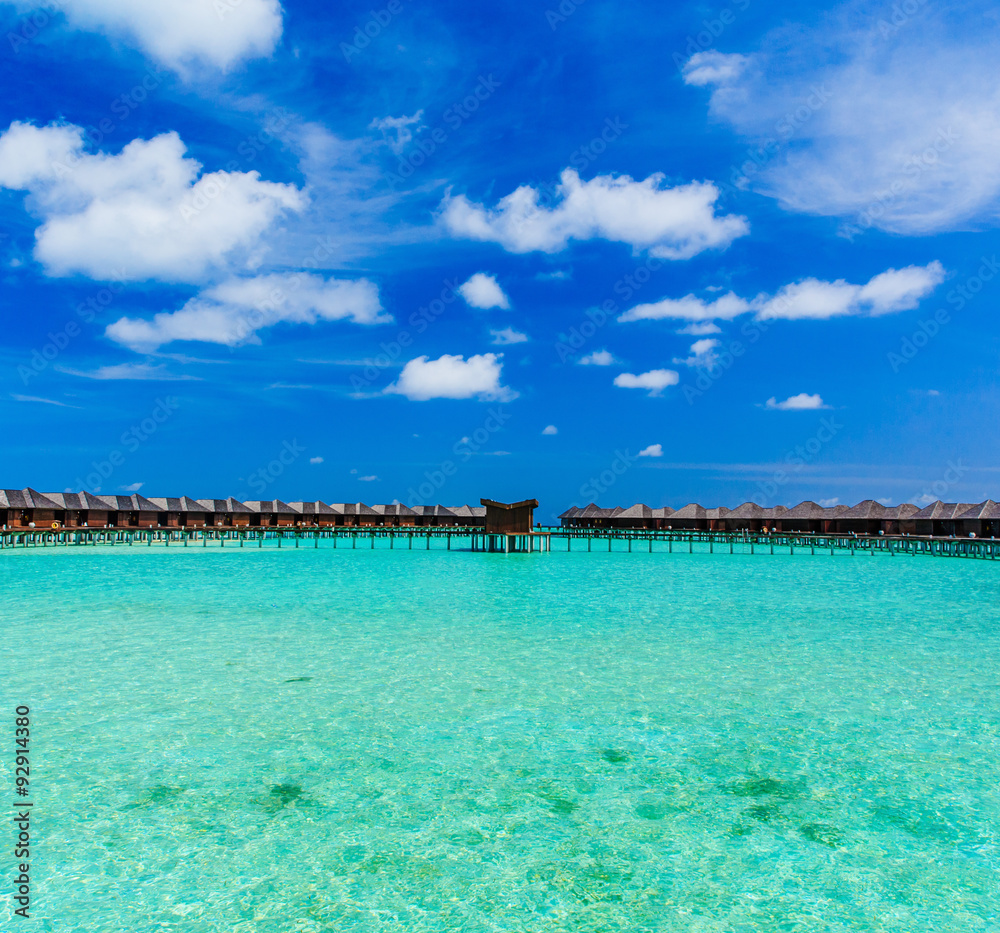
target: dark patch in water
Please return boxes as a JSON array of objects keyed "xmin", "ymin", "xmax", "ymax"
[
  {"xmin": 285, "ymin": 677, "xmax": 312, "ymax": 683},
  {"xmin": 270, "ymin": 784, "xmax": 303, "ymax": 806},
  {"xmin": 728, "ymin": 823, "xmax": 754, "ymax": 837},
  {"xmin": 601, "ymin": 748, "xmax": 628, "ymax": 764},
  {"xmin": 727, "ymin": 777, "xmax": 799, "ymax": 799},
  {"xmin": 747, "ymin": 804, "xmax": 779, "ymax": 823},
  {"xmin": 800, "ymin": 823, "xmax": 842, "ymax": 847}
]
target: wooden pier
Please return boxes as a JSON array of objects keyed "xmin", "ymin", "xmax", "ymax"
[{"xmin": 0, "ymin": 526, "xmax": 997, "ymax": 560}]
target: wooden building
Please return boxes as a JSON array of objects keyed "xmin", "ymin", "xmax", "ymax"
[
  {"xmin": 910, "ymin": 501, "xmax": 979, "ymax": 537},
  {"xmin": 481, "ymin": 498, "xmax": 538, "ymax": 534},
  {"xmin": 832, "ymin": 500, "xmax": 887, "ymax": 535},
  {"xmin": 196, "ymin": 498, "xmax": 252, "ymax": 527},
  {"xmin": 444, "ymin": 505, "xmax": 486, "ymax": 527},
  {"xmin": 0, "ymin": 488, "xmax": 65, "ymax": 528},
  {"xmin": 99, "ymin": 494, "xmax": 161, "ymax": 527},
  {"xmin": 370, "ymin": 503, "xmax": 420, "ymax": 526},
  {"xmin": 245, "ymin": 500, "xmax": 299, "ymax": 527},
  {"xmin": 411, "ymin": 505, "xmax": 458, "ymax": 527},
  {"xmin": 287, "ymin": 501, "xmax": 340, "ymax": 527},
  {"xmin": 955, "ymin": 500, "xmax": 1000, "ymax": 538}
]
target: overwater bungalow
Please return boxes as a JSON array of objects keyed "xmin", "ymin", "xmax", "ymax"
[
  {"xmin": 410, "ymin": 505, "xmax": 458, "ymax": 527},
  {"xmin": 881, "ymin": 503, "xmax": 918, "ymax": 535},
  {"xmin": 832, "ymin": 500, "xmax": 887, "ymax": 535},
  {"xmin": 670, "ymin": 503, "xmax": 708, "ymax": 531},
  {"xmin": 244, "ymin": 500, "xmax": 299, "ymax": 527},
  {"xmin": 444, "ymin": 505, "xmax": 487, "ymax": 527},
  {"xmin": 910, "ymin": 501, "xmax": 980, "ymax": 537},
  {"xmin": 147, "ymin": 496, "xmax": 210, "ymax": 527},
  {"xmin": 956, "ymin": 500, "xmax": 1000, "ymax": 538},
  {"xmin": 650, "ymin": 506, "xmax": 675, "ymax": 529},
  {"xmin": 287, "ymin": 501, "xmax": 340, "ymax": 527},
  {"xmin": 369, "ymin": 503, "xmax": 420, "ymax": 526},
  {"xmin": 196, "ymin": 498, "xmax": 252, "ymax": 527},
  {"xmin": 98, "ymin": 494, "xmax": 161, "ymax": 528},
  {"xmin": 775, "ymin": 501, "xmax": 827, "ymax": 534},
  {"xmin": 0, "ymin": 488, "xmax": 63, "ymax": 528},
  {"xmin": 33, "ymin": 490, "xmax": 110, "ymax": 528},
  {"xmin": 724, "ymin": 502, "xmax": 767, "ymax": 533},
  {"xmin": 615, "ymin": 503, "xmax": 653, "ymax": 528}
]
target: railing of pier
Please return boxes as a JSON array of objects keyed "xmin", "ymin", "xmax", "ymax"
[{"xmin": 0, "ymin": 525, "xmax": 997, "ymax": 560}]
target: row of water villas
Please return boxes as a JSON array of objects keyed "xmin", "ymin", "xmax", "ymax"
[
  {"xmin": 0, "ymin": 489, "xmax": 485, "ymax": 530},
  {"xmin": 560, "ymin": 500, "xmax": 1000, "ymax": 538}
]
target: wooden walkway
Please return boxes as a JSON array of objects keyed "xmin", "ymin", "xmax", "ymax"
[{"xmin": 1, "ymin": 526, "xmax": 997, "ymax": 560}]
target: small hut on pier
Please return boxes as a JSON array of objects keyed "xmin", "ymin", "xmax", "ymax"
[
  {"xmin": 196, "ymin": 498, "xmax": 252, "ymax": 527},
  {"xmin": 724, "ymin": 502, "xmax": 766, "ymax": 533},
  {"xmin": 669, "ymin": 503, "xmax": 708, "ymax": 531},
  {"xmin": 288, "ymin": 501, "xmax": 340, "ymax": 527},
  {"xmin": 615, "ymin": 503, "xmax": 653, "ymax": 529},
  {"xmin": 481, "ymin": 498, "xmax": 538, "ymax": 534},
  {"xmin": 370, "ymin": 503, "xmax": 420, "ymax": 526},
  {"xmin": 245, "ymin": 500, "xmax": 299, "ymax": 527},
  {"xmin": 99, "ymin": 494, "xmax": 161, "ymax": 527}
]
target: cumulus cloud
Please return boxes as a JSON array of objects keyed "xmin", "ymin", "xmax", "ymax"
[
  {"xmin": 578, "ymin": 349, "xmax": 616, "ymax": 365},
  {"xmin": 542, "ymin": 424, "xmax": 558, "ymax": 435},
  {"xmin": 459, "ymin": 272, "xmax": 510, "ymax": 309},
  {"xmin": 385, "ymin": 353, "xmax": 516, "ymax": 401},
  {"xmin": 678, "ymin": 321, "xmax": 722, "ymax": 335},
  {"xmin": 0, "ymin": 122, "xmax": 304, "ymax": 282},
  {"xmin": 618, "ymin": 263, "xmax": 945, "ymax": 324},
  {"xmin": 683, "ymin": 7, "xmax": 1000, "ymax": 233},
  {"xmin": 105, "ymin": 274, "xmax": 385, "ymax": 351},
  {"xmin": 613, "ymin": 369, "xmax": 679, "ymax": 397},
  {"xmin": 489, "ymin": 327, "xmax": 528, "ymax": 345},
  {"xmin": 441, "ymin": 168, "xmax": 748, "ymax": 259},
  {"xmin": 764, "ymin": 393, "xmax": 829, "ymax": 410},
  {"xmin": 120, "ymin": 482, "xmax": 144, "ymax": 492},
  {"xmin": 756, "ymin": 262, "xmax": 946, "ymax": 320},
  {"xmin": 369, "ymin": 111, "xmax": 424, "ymax": 154},
  {"xmin": 12, "ymin": 0, "xmax": 283, "ymax": 71},
  {"xmin": 638, "ymin": 443, "xmax": 663, "ymax": 457},
  {"xmin": 674, "ymin": 338, "xmax": 720, "ymax": 368},
  {"xmin": 619, "ymin": 292, "xmax": 749, "ymax": 323},
  {"xmin": 682, "ymin": 51, "xmax": 749, "ymax": 87},
  {"xmin": 818, "ymin": 497, "xmax": 839, "ymax": 507}
]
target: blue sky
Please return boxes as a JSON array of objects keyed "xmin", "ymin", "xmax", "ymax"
[{"xmin": 1, "ymin": 0, "xmax": 998, "ymax": 521}]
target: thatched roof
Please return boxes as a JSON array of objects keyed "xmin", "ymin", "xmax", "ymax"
[
  {"xmin": 197, "ymin": 498, "xmax": 251, "ymax": 513},
  {"xmin": 705, "ymin": 506, "xmax": 730, "ymax": 519},
  {"xmin": 671, "ymin": 503, "xmax": 707, "ymax": 519},
  {"xmin": 407, "ymin": 504, "xmax": 454, "ymax": 517},
  {"xmin": 557, "ymin": 506, "xmax": 580, "ymax": 519},
  {"xmin": 911, "ymin": 501, "xmax": 979, "ymax": 520},
  {"xmin": 371, "ymin": 503, "xmax": 419, "ymax": 517},
  {"xmin": 147, "ymin": 496, "xmax": 207, "ymax": 513},
  {"xmin": 288, "ymin": 500, "xmax": 340, "ymax": 515},
  {"xmin": 779, "ymin": 500, "xmax": 828, "ymax": 519},
  {"xmin": 575, "ymin": 503, "xmax": 616, "ymax": 519},
  {"xmin": 100, "ymin": 494, "xmax": 160, "ymax": 511},
  {"xmin": 837, "ymin": 499, "xmax": 887, "ymax": 519},
  {"xmin": 882, "ymin": 503, "xmax": 918, "ymax": 519},
  {"xmin": 445, "ymin": 505, "xmax": 479, "ymax": 518},
  {"xmin": 618, "ymin": 503, "xmax": 652, "ymax": 519},
  {"xmin": 727, "ymin": 502, "xmax": 766, "ymax": 519},
  {"xmin": 955, "ymin": 500, "xmax": 1000, "ymax": 520},
  {"xmin": 651, "ymin": 506, "xmax": 675, "ymax": 518},
  {"xmin": 244, "ymin": 499, "xmax": 299, "ymax": 514}
]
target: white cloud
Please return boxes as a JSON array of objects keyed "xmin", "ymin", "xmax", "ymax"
[
  {"xmin": 684, "ymin": 7, "xmax": 1000, "ymax": 233},
  {"xmin": 106, "ymin": 274, "xmax": 385, "ymax": 351},
  {"xmin": 385, "ymin": 353, "xmax": 516, "ymax": 401},
  {"xmin": 0, "ymin": 122, "xmax": 304, "ymax": 282},
  {"xmin": 56, "ymin": 362, "xmax": 198, "ymax": 380},
  {"xmin": 536, "ymin": 268, "xmax": 570, "ymax": 281},
  {"xmin": 756, "ymin": 262, "xmax": 946, "ymax": 320},
  {"xmin": 369, "ymin": 111, "xmax": 424, "ymax": 154},
  {"xmin": 309, "ymin": 456, "xmax": 324, "ymax": 464},
  {"xmin": 120, "ymin": 482, "xmax": 144, "ymax": 492},
  {"xmin": 490, "ymin": 327, "xmax": 528, "ymax": 345},
  {"xmin": 613, "ymin": 369, "xmax": 679, "ymax": 397},
  {"xmin": 542, "ymin": 424, "xmax": 558, "ymax": 435},
  {"xmin": 13, "ymin": 0, "xmax": 283, "ymax": 71},
  {"xmin": 10, "ymin": 393, "xmax": 79, "ymax": 407},
  {"xmin": 638, "ymin": 443, "xmax": 663, "ymax": 457},
  {"xmin": 458, "ymin": 272, "xmax": 510, "ymax": 309},
  {"xmin": 619, "ymin": 292, "xmax": 749, "ymax": 323},
  {"xmin": 441, "ymin": 168, "xmax": 748, "ymax": 259},
  {"xmin": 674, "ymin": 338, "xmax": 720, "ymax": 368},
  {"xmin": 764, "ymin": 393, "xmax": 829, "ymax": 410},
  {"xmin": 682, "ymin": 51, "xmax": 749, "ymax": 87},
  {"xmin": 618, "ymin": 262, "xmax": 945, "ymax": 324},
  {"xmin": 358, "ymin": 475, "xmax": 379, "ymax": 482},
  {"xmin": 678, "ymin": 321, "xmax": 722, "ymax": 336},
  {"xmin": 578, "ymin": 349, "xmax": 616, "ymax": 366},
  {"xmin": 818, "ymin": 497, "xmax": 839, "ymax": 507}
]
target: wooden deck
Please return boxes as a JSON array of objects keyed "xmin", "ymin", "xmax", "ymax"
[{"xmin": 1, "ymin": 526, "xmax": 997, "ymax": 560}]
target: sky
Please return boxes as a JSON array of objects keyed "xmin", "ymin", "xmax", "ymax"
[{"xmin": 1, "ymin": 0, "xmax": 998, "ymax": 522}]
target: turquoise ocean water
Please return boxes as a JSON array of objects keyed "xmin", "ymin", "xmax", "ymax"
[{"xmin": 2, "ymin": 542, "xmax": 999, "ymax": 932}]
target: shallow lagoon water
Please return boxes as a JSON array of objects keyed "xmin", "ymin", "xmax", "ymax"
[{"xmin": 3, "ymin": 544, "xmax": 1000, "ymax": 932}]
